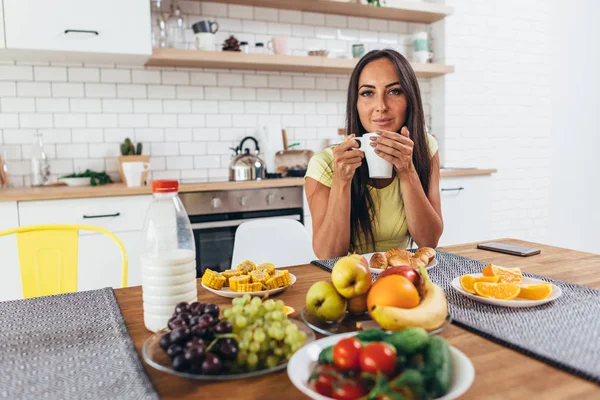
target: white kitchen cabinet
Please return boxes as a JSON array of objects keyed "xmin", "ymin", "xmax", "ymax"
[
  {"xmin": 78, "ymin": 230, "xmax": 143, "ymax": 291},
  {"xmin": 438, "ymin": 175, "xmax": 493, "ymax": 247},
  {"xmin": 2, "ymin": 0, "xmax": 151, "ymax": 63},
  {"xmin": 0, "ymin": 202, "xmax": 23, "ymax": 301}
]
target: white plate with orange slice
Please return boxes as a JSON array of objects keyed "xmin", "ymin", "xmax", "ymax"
[{"xmin": 451, "ymin": 272, "xmax": 562, "ymax": 308}]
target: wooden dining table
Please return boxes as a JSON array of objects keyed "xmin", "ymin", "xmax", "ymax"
[{"xmin": 114, "ymin": 239, "xmax": 600, "ymax": 399}]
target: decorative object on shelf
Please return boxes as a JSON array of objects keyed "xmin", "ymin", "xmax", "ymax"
[
  {"xmin": 117, "ymin": 138, "xmax": 150, "ymax": 186},
  {"xmin": 59, "ymin": 170, "xmax": 113, "ymax": 187},
  {"xmin": 122, "ymin": 162, "xmax": 151, "ymax": 188},
  {"xmin": 229, "ymin": 136, "xmax": 267, "ymax": 181},
  {"xmin": 166, "ymin": 0, "xmax": 185, "ymax": 49},
  {"xmin": 254, "ymin": 42, "xmax": 266, "ymax": 54},
  {"xmin": 240, "ymin": 41, "xmax": 250, "ymax": 53},
  {"xmin": 192, "ymin": 20, "xmax": 219, "ymax": 51},
  {"xmin": 308, "ymin": 50, "xmax": 329, "ymax": 57},
  {"xmin": 151, "ymin": 0, "xmax": 168, "ymax": 48},
  {"xmin": 352, "ymin": 43, "xmax": 365, "ymax": 58},
  {"xmin": 0, "ymin": 155, "xmax": 8, "ymax": 188},
  {"xmin": 412, "ymin": 31, "xmax": 433, "ymax": 63},
  {"xmin": 268, "ymin": 36, "xmax": 288, "ymax": 55},
  {"xmin": 361, "ymin": 0, "xmax": 382, "ymax": 7},
  {"xmin": 30, "ymin": 133, "xmax": 51, "ymax": 187},
  {"xmin": 222, "ymin": 35, "xmax": 241, "ymax": 52}
]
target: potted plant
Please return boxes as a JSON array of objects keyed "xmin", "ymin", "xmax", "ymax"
[{"xmin": 117, "ymin": 138, "xmax": 150, "ymax": 186}]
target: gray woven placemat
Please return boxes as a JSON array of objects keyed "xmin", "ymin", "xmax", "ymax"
[
  {"xmin": 312, "ymin": 251, "xmax": 600, "ymax": 384},
  {"xmin": 0, "ymin": 288, "xmax": 159, "ymax": 400}
]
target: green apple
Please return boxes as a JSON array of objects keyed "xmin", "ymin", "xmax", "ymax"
[
  {"xmin": 347, "ymin": 293, "xmax": 368, "ymax": 315},
  {"xmin": 331, "ymin": 254, "xmax": 372, "ymax": 299},
  {"xmin": 306, "ymin": 281, "xmax": 347, "ymax": 322}
]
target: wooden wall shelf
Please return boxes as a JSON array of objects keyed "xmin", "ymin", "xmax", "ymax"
[
  {"xmin": 146, "ymin": 49, "xmax": 455, "ymax": 78},
  {"xmin": 199, "ymin": 0, "xmax": 453, "ymax": 24}
]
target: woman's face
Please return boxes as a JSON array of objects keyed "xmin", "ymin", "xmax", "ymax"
[{"xmin": 356, "ymin": 58, "xmax": 407, "ymax": 133}]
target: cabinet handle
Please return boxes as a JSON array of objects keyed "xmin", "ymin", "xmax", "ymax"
[
  {"xmin": 64, "ymin": 29, "xmax": 99, "ymax": 36},
  {"xmin": 82, "ymin": 212, "xmax": 120, "ymax": 219},
  {"xmin": 441, "ymin": 187, "xmax": 464, "ymax": 192}
]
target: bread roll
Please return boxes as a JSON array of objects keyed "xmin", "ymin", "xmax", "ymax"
[
  {"xmin": 414, "ymin": 247, "xmax": 436, "ymax": 264},
  {"xmin": 411, "ymin": 253, "xmax": 429, "ymax": 268},
  {"xmin": 369, "ymin": 253, "xmax": 388, "ymax": 270},
  {"xmin": 385, "ymin": 249, "xmax": 413, "ymax": 267}
]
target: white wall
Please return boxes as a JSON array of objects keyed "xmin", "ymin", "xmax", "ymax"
[
  {"xmin": 547, "ymin": 0, "xmax": 600, "ymax": 254},
  {"xmin": 437, "ymin": 0, "xmax": 552, "ymax": 243}
]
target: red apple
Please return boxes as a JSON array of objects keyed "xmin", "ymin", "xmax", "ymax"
[{"xmin": 377, "ymin": 266, "xmax": 423, "ymax": 295}]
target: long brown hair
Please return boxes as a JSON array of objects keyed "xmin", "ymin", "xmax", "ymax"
[{"xmin": 346, "ymin": 49, "xmax": 431, "ymax": 252}]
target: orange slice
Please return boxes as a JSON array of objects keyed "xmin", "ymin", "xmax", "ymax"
[
  {"xmin": 481, "ymin": 264, "xmax": 523, "ymax": 284},
  {"xmin": 283, "ymin": 306, "xmax": 295, "ymax": 316},
  {"xmin": 517, "ymin": 283, "xmax": 553, "ymax": 300},
  {"xmin": 474, "ymin": 282, "xmax": 521, "ymax": 300},
  {"xmin": 460, "ymin": 275, "xmax": 500, "ymax": 294}
]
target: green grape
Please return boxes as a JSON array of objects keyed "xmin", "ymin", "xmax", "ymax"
[
  {"xmin": 253, "ymin": 329, "xmax": 266, "ymax": 343},
  {"xmin": 236, "ymin": 315, "xmax": 248, "ymax": 329},
  {"xmin": 284, "ymin": 335, "xmax": 295, "ymax": 345},
  {"xmin": 251, "ymin": 297, "xmax": 262, "ymax": 307},
  {"xmin": 269, "ymin": 339, "xmax": 277, "ymax": 349},
  {"xmin": 239, "ymin": 340, "xmax": 249, "ymax": 351},
  {"xmin": 223, "ymin": 308, "xmax": 232, "ymax": 319},
  {"xmin": 249, "ymin": 341, "xmax": 260, "ymax": 353},
  {"xmin": 260, "ymin": 340, "xmax": 269, "ymax": 353},
  {"xmin": 275, "ymin": 300, "xmax": 285, "ymax": 310},
  {"xmin": 291, "ymin": 342, "xmax": 303, "ymax": 353},
  {"xmin": 285, "ymin": 324, "xmax": 298, "ymax": 336},
  {"xmin": 258, "ymin": 307, "xmax": 267, "ymax": 317},
  {"xmin": 270, "ymin": 310, "xmax": 284, "ymax": 321},
  {"xmin": 237, "ymin": 351, "xmax": 248, "ymax": 364},
  {"xmin": 247, "ymin": 305, "xmax": 260, "ymax": 317},
  {"xmin": 232, "ymin": 305, "xmax": 244, "ymax": 315},
  {"xmin": 273, "ymin": 347, "xmax": 283, "ymax": 356},
  {"xmin": 263, "ymin": 299, "xmax": 276, "ymax": 311},
  {"xmin": 243, "ymin": 304, "xmax": 254, "ymax": 315},
  {"xmin": 269, "ymin": 326, "xmax": 285, "ymax": 341},
  {"xmin": 247, "ymin": 353, "xmax": 259, "ymax": 369},
  {"xmin": 243, "ymin": 330, "xmax": 253, "ymax": 342},
  {"xmin": 298, "ymin": 331, "xmax": 307, "ymax": 342},
  {"xmin": 263, "ymin": 311, "xmax": 272, "ymax": 321},
  {"xmin": 242, "ymin": 294, "xmax": 251, "ymax": 304},
  {"xmin": 266, "ymin": 355, "xmax": 279, "ymax": 369},
  {"xmin": 254, "ymin": 318, "xmax": 264, "ymax": 327}
]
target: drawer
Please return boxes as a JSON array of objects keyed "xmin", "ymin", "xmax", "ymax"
[{"xmin": 18, "ymin": 195, "xmax": 153, "ymax": 234}]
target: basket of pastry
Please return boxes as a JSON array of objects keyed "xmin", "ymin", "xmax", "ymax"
[
  {"xmin": 201, "ymin": 260, "xmax": 297, "ymax": 298},
  {"xmin": 368, "ymin": 247, "xmax": 438, "ymax": 272}
]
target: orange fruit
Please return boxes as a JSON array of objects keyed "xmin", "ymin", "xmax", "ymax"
[
  {"xmin": 367, "ymin": 275, "xmax": 420, "ymax": 311},
  {"xmin": 283, "ymin": 306, "xmax": 295, "ymax": 316},
  {"xmin": 474, "ymin": 282, "xmax": 521, "ymax": 300},
  {"xmin": 481, "ymin": 264, "xmax": 523, "ymax": 284},
  {"xmin": 459, "ymin": 275, "xmax": 500, "ymax": 294},
  {"xmin": 517, "ymin": 283, "xmax": 553, "ymax": 300}
]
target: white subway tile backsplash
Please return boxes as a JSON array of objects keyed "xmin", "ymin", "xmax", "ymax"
[
  {"xmin": 53, "ymin": 114, "xmax": 87, "ymax": 128},
  {"xmin": 206, "ymin": 114, "xmax": 232, "ymax": 128},
  {"xmin": 56, "ymin": 144, "xmax": 88, "ymax": 159},
  {"xmin": 119, "ymin": 114, "xmax": 148, "ymax": 128},
  {"xmin": 242, "ymin": 20, "xmax": 268, "ymax": 34},
  {"xmin": 192, "ymin": 100, "xmax": 219, "ymax": 114},
  {"xmin": 348, "ymin": 17, "xmax": 368, "ymax": 30},
  {"xmin": 270, "ymin": 102, "xmax": 293, "ymax": 114},
  {"xmin": 0, "ymin": 82, "xmax": 17, "ymax": 96},
  {"xmin": 218, "ymin": 73, "xmax": 244, "ymax": 87},
  {"xmin": 218, "ymin": 101, "xmax": 244, "ymax": 113},
  {"xmin": 2, "ymin": 98, "xmax": 35, "ymax": 112},
  {"xmin": 253, "ymin": 7, "xmax": 278, "ymax": 22},
  {"xmin": 3, "ymin": 130, "xmax": 34, "ymax": 144},
  {"xmin": 245, "ymin": 101, "xmax": 270, "ymax": 114},
  {"xmin": 164, "ymin": 100, "xmax": 192, "ymax": 114},
  {"xmin": 194, "ymin": 155, "xmax": 221, "ymax": 168},
  {"xmin": 193, "ymin": 128, "xmax": 217, "ymax": 142},
  {"xmin": 292, "ymin": 24, "xmax": 315, "ymax": 38},
  {"xmin": 268, "ymin": 76, "xmax": 292, "ymax": 89},
  {"xmin": 232, "ymin": 114, "xmax": 257, "ymax": 128},
  {"xmin": 294, "ymin": 102, "xmax": 317, "ymax": 114},
  {"xmin": 68, "ymin": 67, "xmax": 100, "ymax": 82},
  {"xmin": 306, "ymin": 115, "xmax": 329, "ymax": 127},
  {"xmin": 202, "ymin": 2, "xmax": 228, "ymax": 17},
  {"xmin": 178, "ymin": 114, "xmax": 206, "ymax": 128},
  {"xmin": 149, "ymin": 114, "xmax": 178, "ymax": 128},
  {"xmin": 279, "ymin": 10, "xmax": 302, "ymax": 24},
  {"xmin": 101, "ymin": 69, "xmax": 131, "ymax": 83},
  {"xmin": 134, "ymin": 99, "xmax": 163, "ymax": 113},
  {"xmin": 135, "ymin": 128, "xmax": 165, "ymax": 143},
  {"xmin": 207, "ymin": 141, "xmax": 233, "ymax": 155},
  {"xmin": 148, "ymin": 85, "xmax": 176, "ymax": 99},
  {"xmin": 102, "ymin": 99, "xmax": 133, "ymax": 113},
  {"xmin": 219, "ymin": 128, "xmax": 246, "ymax": 141},
  {"xmin": 179, "ymin": 142, "xmax": 207, "ymax": 155},
  {"xmin": 268, "ymin": 22, "xmax": 292, "ymax": 36},
  {"xmin": 191, "ymin": 72, "xmax": 217, "ymax": 86},
  {"xmin": 20, "ymin": 113, "xmax": 53, "ymax": 128},
  {"xmin": 117, "ymin": 84, "xmax": 147, "ymax": 98},
  {"xmin": 305, "ymin": 90, "xmax": 328, "ymax": 102},
  {"xmin": 176, "ymin": 86, "xmax": 204, "ymax": 99},
  {"xmin": 162, "ymin": 71, "xmax": 190, "ymax": 85},
  {"xmin": 73, "ymin": 158, "xmax": 105, "ymax": 172},
  {"xmin": 229, "ymin": 4, "xmax": 253, "ymax": 19},
  {"xmin": 70, "ymin": 99, "xmax": 102, "ymax": 113},
  {"xmin": 244, "ymin": 75, "xmax": 268, "ymax": 88},
  {"xmin": 257, "ymin": 89, "xmax": 280, "ymax": 101},
  {"xmin": 85, "ymin": 83, "xmax": 116, "ymax": 98},
  {"xmin": 326, "ymin": 15, "xmax": 347, "ymax": 29},
  {"xmin": 303, "ymin": 12, "xmax": 325, "ymax": 26},
  {"xmin": 293, "ymin": 77, "xmax": 315, "ymax": 89},
  {"xmin": 205, "ymin": 87, "xmax": 231, "ymax": 100},
  {"xmin": 181, "ymin": 169, "xmax": 208, "ymax": 181},
  {"xmin": 282, "ymin": 114, "xmax": 304, "ymax": 127},
  {"xmin": 231, "ymin": 88, "xmax": 256, "ymax": 101},
  {"xmin": 72, "ymin": 129, "xmax": 103, "ymax": 143},
  {"xmin": 369, "ymin": 19, "xmax": 388, "ymax": 32},
  {"xmin": 0, "ymin": 114, "xmax": 19, "ymax": 128},
  {"xmin": 0, "ymin": 66, "xmax": 33, "ymax": 81},
  {"xmin": 87, "ymin": 114, "xmax": 118, "ymax": 128},
  {"xmin": 149, "ymin": 156, "xmax": 166, "ymax": 171},
  {"xmin": 132, "ymin": 70, "xmax": 161, "ymax": 84},
  {"xmin": 167, "ymin": 156, "xmax": 194, "ymax": 170},
  {"xmin": 317, "ymin": 103, "xmax": 338, "ymax": 115},
  {"xmin": 18, "ymin": 82, "xmax": 52, "ymax": 97},
  {"xmin": 103, "ymin": 129, "xmax": 131, "ymax": 143},
  {"xmin": 36, "ymin": 98, "xmax": 70, "ymax": 113},
  {"xmin": 165, "ymin": 128, "xmax": 193, "ymax": 142},
  {"xmin": 388, "ymin": 21, "xmax": 408, "ymax": 34},
  {"xmin": 151, "ymin": 142, "xmax": 179, "ymax": 156}
]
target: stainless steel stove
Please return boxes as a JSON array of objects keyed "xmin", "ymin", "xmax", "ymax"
[{"xmin": 180, "ymin": 185, "xmax": 304, "ymax": 275}]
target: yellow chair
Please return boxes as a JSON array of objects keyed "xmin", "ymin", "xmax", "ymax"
[{"xmin": 0, "ymin": 224, "xmax": 128, "ymax": 299}]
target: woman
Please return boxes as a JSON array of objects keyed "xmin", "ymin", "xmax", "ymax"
[{"xmin": 305, "ymin": 49, "xmax": 443, "ymax": 260}]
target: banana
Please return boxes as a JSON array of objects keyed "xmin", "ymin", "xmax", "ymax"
[{"xmin": 369, "ymin": 265, "xmax": 448, "ymax": 331}]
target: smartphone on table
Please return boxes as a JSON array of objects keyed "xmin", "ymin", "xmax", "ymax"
[{"xmin": 476, "ymin": 242, "xmax": 541, "ymax": 257}]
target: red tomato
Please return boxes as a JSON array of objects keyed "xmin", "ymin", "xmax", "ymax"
[
  {"xmin": 359, "ymin": 342, "xmax": 397, "ymax": 376},
  {"xmin": 313, "ymin": 366, "xmax": 337, "ymax": 397},
  {"xmin": 332, "ymin": 378, "xmax": 366, "ymax": 400},
  {"xmin": 333, "ymin": 337, "xmax": 363, "ymax": 371}
]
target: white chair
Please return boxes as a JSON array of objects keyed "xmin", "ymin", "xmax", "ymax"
[{"xmin": 231, "ymin": 218, "xmax": 316, "ymax": 269}]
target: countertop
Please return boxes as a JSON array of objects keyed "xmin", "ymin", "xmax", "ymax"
[
  {"xmin": 115, "ymin": 239, "xmax": 600, "ymax": 399},
  {"xmin": 0, "ymin": 168, "xmax": 497, "ymax": 202}
]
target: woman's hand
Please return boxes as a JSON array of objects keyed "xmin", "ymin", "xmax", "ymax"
[
  {"xmin": 333, "ymin": 134, "xmax": 365, "ymax": 183},
  {"xmin": 370, "ymin": 127, "xmax": 415, "ymax": 174}
]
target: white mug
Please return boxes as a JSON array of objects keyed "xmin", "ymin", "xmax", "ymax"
[
  {"xmin": 413, "ymin": 51, "xmax": 433, "ymax": 63},
  {"xmin": 353, "ymin": 133, "xmax": 393, "ymax": 179},
  {"xmin": 195, "ymin": 32, "xmax": 214, "ymax": 51},
  {"xmin": 122, "ymin": 162, "xmax": 150, "ymax": 187}
]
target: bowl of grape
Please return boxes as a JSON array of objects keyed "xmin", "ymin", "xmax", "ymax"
[{"xmin": 142, "ymin": 295, "xmax": 315, "ymax": 380}]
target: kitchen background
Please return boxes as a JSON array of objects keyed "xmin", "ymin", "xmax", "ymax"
[{"xmin": 0, "ymin": 0, "xmax": 598, "ymax": 255}]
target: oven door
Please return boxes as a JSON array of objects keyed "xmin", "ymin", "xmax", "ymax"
[{"xmin": 190, "ymin": 208, "xmax": 303, "ymax": 276}]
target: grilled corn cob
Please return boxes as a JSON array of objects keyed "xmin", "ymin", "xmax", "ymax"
[
  {"xmin": 250, "ymin": 270, "xmax": 270, "ymax": 284},
  {"xmin": 236, "ymin": 260, "xmax": 256, "ymax": 274},
  {"xmin": 229, "ymin": 275, "xmax": 251, "ymax": 292},
  {"xmin": 256, "ymin": 263, "xmax": 276, "ymax": 275},
  {"xmin": 202, "ymin": 269, "xmax": 227, "ymax": 290},
  {"xmin": 236, "ymin": 282, "xmax": 264, "ymax": 292},
  {"xmin": 265, "ymin": 270, "xmax": 292, "ymax": 290}
]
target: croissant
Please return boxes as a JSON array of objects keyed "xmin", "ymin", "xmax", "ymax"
[
  {"xmin": 369, "ymin": 253, "xmax": 388, "ymax": 269},
  {"xmin": 411, "ymin": 253, "xmax": 429, "ymax": 268},
  {"xmin": 385, "ymin": 249, "xmax": 413, "ymax": 267},
  {"xmin": 414, "ymin": 247, "xmax": 436, "ymax": 264}
]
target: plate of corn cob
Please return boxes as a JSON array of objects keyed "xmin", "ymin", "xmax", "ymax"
[{"xmin": 201, "ymin": 260, "xmax": 296, "ymax": 298}]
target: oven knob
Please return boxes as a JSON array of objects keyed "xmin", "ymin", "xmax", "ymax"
[
  {"xmin": 211, "ymin": 197, "xmax": 222, "ymax": 209},
  {"xmin": 266, "ymin": 194, "xmax": 275, "ymax": 205},
  {"xmin": 239, "ymin": 196, "xmax": 248, "ymax": 206}
]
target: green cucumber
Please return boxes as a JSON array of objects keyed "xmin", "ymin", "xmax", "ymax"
[
  {"xmin": 390, "ymin": 369, "xmax": 426, "ymax": 400},
  {"xmin": 318, "ymin": 345, "xmax": 334, "ymax": 365},
  {"xmin": 356, "ymin": 328, "xmax": 389, "ymax": 343},
  {"xmin": 424, "ymin": 336, "xmax": 453, "ymax": 397},
  {"xmin": 383, "ymin": 328, "xmax": 430, "ymax": 355}
]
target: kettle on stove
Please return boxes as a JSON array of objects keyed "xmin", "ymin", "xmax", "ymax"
[{"xmin": 229, "ymin": 136, "xmax": 267, "ymax": 181}]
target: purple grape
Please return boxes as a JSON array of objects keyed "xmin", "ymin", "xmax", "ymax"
[
  {"xmin": 189, "ymin": 316, "xmax": 201, "ymax": 327},
  {"xmin": 168, "ymin": 317, "xmax": 187, "ymax": 330},
  {"xmin": 159, "ymin": 333, "xmax": 171, "ymax": 351},
  {"xmin": 185, "ymin": 337, "xmax": 206, "ymax": 349},
  {"xmin": 184, "ymin": 346, "xmax": 205, "ymax": 365},
  {"xmin": 201, "ymin": 353, "xmax": 222, "ymax": 375},
  {"xmin": 173, "ymin": 354, "xmax": 188, "ymax": 372},
  {"xmin": 203, "ymin": 304, "xmax": 219, "ymax": 318},
  {"xmin": 175, "ymin": 302, "xmax": 190, "ymax": 314},
  {"xmin": 217, "ymin": 341, "xmax": 238, "ymax": 361},
  {"xmin": 189, "ymin": 302, "xmax": 205, "ymax": 315},
  {"xmin": 191, "ymin": 325, "xmax": 214, "ymax": 341},
  {"xmin": 199, "ymin": 314, "xmax": 216, "ymax": 326},
  {"xmin": 213, "ymin": 321, "xmax": 233, "ymax": 334},
  {"xmin": 177, "ymin": 312, "xmax": 192, "ymax": 323},
  {"xmin": 170, "ymin": 327, "xmax": 191, "ymax": 345},
  {"xmin": 166, "ymin": 344, "xmax": 184, "ymax": 360}
]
